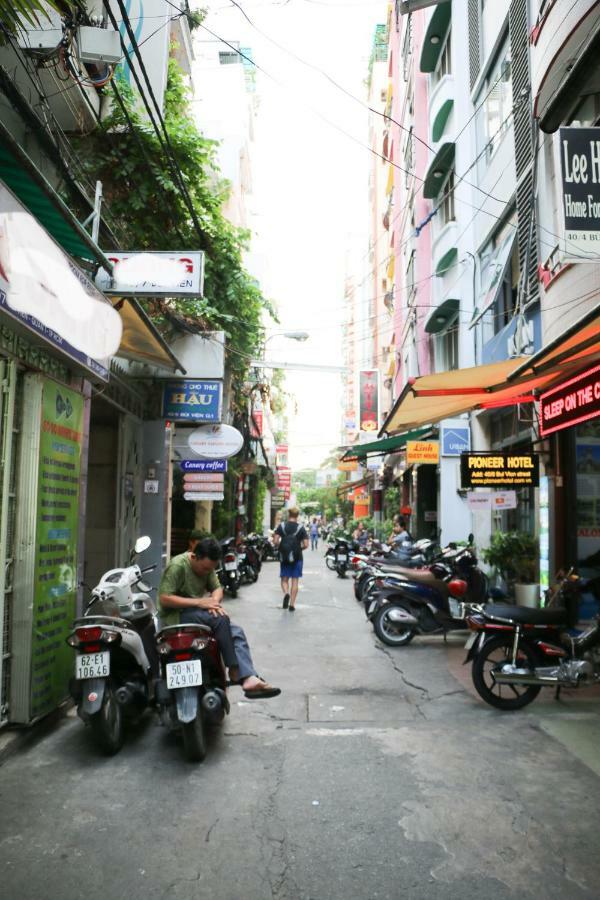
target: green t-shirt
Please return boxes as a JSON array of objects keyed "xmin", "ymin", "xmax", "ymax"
[{"xmin": 158, "ymin": 552, "xmax": 221, "ymax": 626}]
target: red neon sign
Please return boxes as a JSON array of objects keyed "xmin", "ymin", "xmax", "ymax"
[{"xmin": 540, "ymin": 364, "xmax": 600, "ymax": 436}]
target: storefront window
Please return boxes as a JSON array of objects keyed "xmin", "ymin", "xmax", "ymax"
[{"xmin": 575, "ymin": 420, "xmax": 600, "ymax": 575}]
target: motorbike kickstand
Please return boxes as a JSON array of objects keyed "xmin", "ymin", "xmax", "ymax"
[{"xmin": 554, "ymin": 685, "xmax": 562, "ymax": 701}]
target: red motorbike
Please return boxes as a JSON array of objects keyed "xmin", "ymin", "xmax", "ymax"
[{"xmin": 464, "ymin": 572, "xmax": 600, "ymax": 710}]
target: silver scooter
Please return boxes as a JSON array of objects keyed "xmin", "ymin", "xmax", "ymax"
[{"xmin": 66, "ymin": 536, "xmax": 157, "ymax": 754}]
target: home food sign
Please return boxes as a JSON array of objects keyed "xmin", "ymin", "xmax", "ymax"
[
  {"xmin": 163, "ymin": 380, "xmax": 222, "ymax": 423},
  {"xmin": 559, "ymin": 127, "xmax": 600, "ymax": 261}
]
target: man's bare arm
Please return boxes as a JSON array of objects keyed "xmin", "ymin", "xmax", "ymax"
[{"xmin": 160, "ymin": 592, "xmax": 227, "ymax": 616}]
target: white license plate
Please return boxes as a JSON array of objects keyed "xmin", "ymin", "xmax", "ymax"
[
  {"xmin": 464, "ymin": 633, "xmax": 477, "ymax": 651},
  {"xmin": 224, "ymin": 561, "xmax": 237, "ymax": 571},
  {"xmin": 368, "ymin": 600, "xmax": 377, "ymax": 615},
  {"xmin": 75, "ymin": 651, "xmax": 110, "ymax": 679},
  {"xmin": 338, "ymin": 555, "xmax": 347, "ymax": 562},
  {"xmin": 166, "ymin": 659, "xmax": 203, "ymax": 689}
]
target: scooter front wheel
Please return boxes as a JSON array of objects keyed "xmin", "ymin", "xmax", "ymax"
[
  {"xmin": 89, "ymin": 683, "xmax": 124, "ymax": 755},
  {"xmin": 325, "ymin": 556, "xmax": 336, "ymax": 571},
  {"xmin": 373, "ymin": 606, "xmax": 415, "ymax": 647},
  {"xmin": 182, "ymin": 708, "xmax": 207, "ymax": 762}
]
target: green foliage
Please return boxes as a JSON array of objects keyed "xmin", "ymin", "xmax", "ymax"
[
  {"xmin": 252, "ymin": 478, "xmax": 267, "ymax": 533},
  {"xmin": 74, "ymin": 59, "xmax": 274, "ymax": 400},
  {"xmin": 482, "ymin": 531, "xmax": 539, "ymax": 584},
  {"xmin": 383, "ymin": 486, "xmax": 400, "ymax": 521},
  {"xmin": 0, "ymin": 0, "xmax": 68, "ymax": 31}
]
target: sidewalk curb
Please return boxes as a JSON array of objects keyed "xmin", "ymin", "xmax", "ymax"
[{"xmin": 0, "ymin": 700, "xmax": 74, "ymax": 767}]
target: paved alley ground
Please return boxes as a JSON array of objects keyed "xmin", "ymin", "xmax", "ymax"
[{"xmin": 1, "ymin": 549, "xmax": 600, "ymax": 900}]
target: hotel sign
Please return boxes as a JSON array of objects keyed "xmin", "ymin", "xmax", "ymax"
[
  {"xmin": 559, "ymin": 127, "xmax": 600, "ymax": 261},
  {"xmin": 540, "ymin": 365, "xmax": 600, "ymax": 436},
  {"xmin": 460, "ymin": 453, "xmax": 539, "ymax": 488}
]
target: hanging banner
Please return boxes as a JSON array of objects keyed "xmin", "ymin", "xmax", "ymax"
[
  {"xmin": 32, "ymin": 381, "xmax": 84, "ymax": 719},
  {"xmin": 249, "ymin": 410, "xmax": 263, "ymax": 438},
  {"xmin": 359, "ymin": 370, "xmax": 379, "ymax": 433},
  {"xmin": 406, "ymin": 440, "xmax": 440, "ymax": 464},
  {"xmin": 461, "ymin": 453, "xmax": 539, "ymax": 488},
  {"xmin": 559, "ymin": 127, "xmax": 600, "ymax": 262},
  {"xmin": 163, "ymin": 380, "xmax": 222, "ymax": 422}
]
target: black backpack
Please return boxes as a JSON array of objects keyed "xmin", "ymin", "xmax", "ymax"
[{"xmin": 279, "ymin": 522, "xmax": 301, "ymax": 564}]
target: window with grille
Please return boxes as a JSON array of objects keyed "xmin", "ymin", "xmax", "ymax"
[{"xmin": 476, "ymin": 35, "xmax": 512, "ymax": 164}]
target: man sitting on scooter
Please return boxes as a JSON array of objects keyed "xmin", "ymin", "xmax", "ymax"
[{"xmin": 158, "ymin": 538, "xmax": 280, "ymax": 700}]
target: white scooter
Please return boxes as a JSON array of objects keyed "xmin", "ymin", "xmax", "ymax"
[{"xmin": 66, "ymin": 536, "xmax": 157, "ymax": 754}]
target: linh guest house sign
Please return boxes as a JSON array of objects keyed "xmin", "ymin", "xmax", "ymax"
[{"xmin": 461, "ymin": 452, "xmax": 539, "ymax": 488}]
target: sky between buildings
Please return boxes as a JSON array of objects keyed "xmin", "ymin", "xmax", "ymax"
[{"xmin": 201, "ymin": 0, "xmax": 387, "ymax": 469}]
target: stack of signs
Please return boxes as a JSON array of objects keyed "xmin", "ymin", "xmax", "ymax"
[
  {"xmin": 181, "ymin": 459, "xmax": 226, "ymax": 501},
  {"xmin": 276, "ymin": 466, "xmax": 291, "ymax": 500}
]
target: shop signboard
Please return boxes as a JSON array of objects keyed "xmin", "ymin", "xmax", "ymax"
[
  {"xmin": 184, "ymin": 491, "xmax": 224, "ymax": 501},
  {"xmin": 467, "ymin": 491, "xmax": 518, "ymax": 510},
  {"xmin": 31, "ymin": 381, "xmax": 84, "ymax": 719},
  {"xmin": 162, "ymin": 380, "xmax": 222, "ymax": 422},
  {"xmin": 186, "ymin": 424, "xmax": 244, "ymax": 459},
  {"xmin": 406, "ymin": 440, "xmax": 440, "ymax": 464},
  {"xmin": 441, "ymin": 426, "xmax": 470, "ymax": 457},
  {"xmin": 540, "ymin": 364, "xmax": 600, "ymax": 436},
  {"xmin": 338, "ymin": 459, "xmax": 358, "ymax": 472},
  {"xmin": 183, "ymin": 473, "xmax": 224, "ymax": 486},
  {"xmin": 359, "ymin": 370, "xmax": 379, "ymax": 433},
  {"xmin": 275, "ymin": 444, "xmax": 289, "ymax": 467},
  {"xmin": 461, "ymin": 453, "xmax": 539, "ymax": 488},
  {"xmin": 559, "ymin": 127, "xmax": 600, "ymax": 261},
  {"xmin": 180, "ymin": 459, "xmax": 227, "ymax": 472},
  {"xmin": 96, "ymin": 251, "xmax": 205, "ymax": 296}
]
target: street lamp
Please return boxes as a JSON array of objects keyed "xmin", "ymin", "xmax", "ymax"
[{"xmin": 264, "ymin": 331, "xmax": 309, "ymax": 344}]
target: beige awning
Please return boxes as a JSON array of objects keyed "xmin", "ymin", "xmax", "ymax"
[
  {"xmin": 380, "ymin": 357, "xmax": 550, "ymax": 434},
  {"xmin": 114, "ymin": 298, "xmax": 183, "ymax": 372}
]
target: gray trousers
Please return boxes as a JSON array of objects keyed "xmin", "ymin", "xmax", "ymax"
[{"xmin": 180, "ymin": 610, "xmax": 257, "ymax": 680}]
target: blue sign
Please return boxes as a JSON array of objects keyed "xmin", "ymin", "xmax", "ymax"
[
  {"xmin": 180, "ymin": 459, "xmax": 227, "ymax": 473},
  {"xmin": 442, "ymin": 426, "xmax": 470, "ymax": 457},
  {"xmin": 163, "ymin": 380, "xmax": 222, "ymax": 422}
]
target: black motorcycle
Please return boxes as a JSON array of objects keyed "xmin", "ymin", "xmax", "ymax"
[
  {"xmin": 334, "ymin": 537, "xmax": 352, "ymax": 578},
  {"xmin": 218, "ymin": 537, "xmax": 240, "ymax": 598},
  {"xmin": 368, "ymin": 545, "xmax": 488, "ymax": 647},
  {"xmin": 464, "ymin": 571, "xmax": 600, "ymax": 710}
]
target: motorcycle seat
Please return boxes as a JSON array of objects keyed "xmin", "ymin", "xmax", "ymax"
[{"xmin": 484, "ymin": 604, "xmax": 567, "ymax": 626}]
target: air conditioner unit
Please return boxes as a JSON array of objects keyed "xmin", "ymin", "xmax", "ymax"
[{"xmin": 77, "ymin": 26, "xmax": 121, "ymax": 65}]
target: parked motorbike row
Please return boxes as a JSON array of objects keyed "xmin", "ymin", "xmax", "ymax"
[
  {"xmin": 343, "ymin": 536, "xmax": 600, "ymax": 711},
  {"xmin": 217, "ymin": 532, "xmax": 278, "ymax": 597},
  {"xmin": 67, "ymin": 532, "xmax": 279, "ymax": 762}
]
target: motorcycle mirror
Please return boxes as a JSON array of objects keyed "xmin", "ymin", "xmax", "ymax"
[
  {"xmin": 467, "ymin": 533, "xmax": 474, "ymax": 545},
  {"xmin": 134, "ymin": 535, "xmax": 151, "ymax": 555}
]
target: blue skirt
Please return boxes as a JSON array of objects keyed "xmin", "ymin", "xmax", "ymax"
[{"xmin": 280, "ymin": 560, "xmax": 303, "ymax": 579}]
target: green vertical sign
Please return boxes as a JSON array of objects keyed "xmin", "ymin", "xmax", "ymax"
[{"xmin": 30, "ymin": 381, "xmax": 84, "ymax": 719}]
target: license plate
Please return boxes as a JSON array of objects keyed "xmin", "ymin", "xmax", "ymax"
[
  {"xmin": 166, "ymin": 659, "xmax": 203, "ymax": 689},
  {"xmin": 338, "ymin": 555, "xmax": 347, "ymax": 562},
  {"xmin": 224, "ymin": 561, "xmax": 237, "ymax": 571},
  {"xmin": 75, "ymin": 651, "xmax": 110, "ymax": 679},
  {"xmin": 464, "ymin": 633, "xmax": 477, "ymax": 651},
  {"xmin": 368, "ymin": 600, "xmax": 377, "ymax": 615}
]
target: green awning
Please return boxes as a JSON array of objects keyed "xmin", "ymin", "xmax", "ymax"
[
  {"xmin": 423, "ymin": 142, "xmax": 455, "ymax": 198},
  {"xmin": 419, "ymin": 2, "xmax": 451, "ymax": 73},
  {"xmin": 341, "ymin": 426, "xmax": 434, "ymax": 460},
  {"xmin": 0, "ymin": 125, "xmax": 111, "ymax": 269},
  {"xmin": 432, "ymin": 97, "xmax": 453, "ymax": 143},
  {"xmin": 435, "ymin": 245, "xmax": 457, "ymax": 276},
  {"xmin": 425, "ymin": 297, "xmax": 459, "ymax": 334}
]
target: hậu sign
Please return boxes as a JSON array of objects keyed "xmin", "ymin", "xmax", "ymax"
[
  {"xmin": 163, "ymin": 380, "xmax": 222, "ymax": 422},
  {"xmin": 540, "ymin": 364, "xmax": 600, "ymax": 436},
  {"xmin": 460, "ymin": 452, "xmax": 539, "ymax": 488}
]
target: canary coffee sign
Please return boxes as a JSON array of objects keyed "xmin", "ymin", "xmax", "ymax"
[{"xmin": 460, "ymin": 452, "xmax": 539, "ymax": 488}]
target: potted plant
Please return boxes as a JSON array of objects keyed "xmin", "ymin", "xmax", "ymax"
[{"xmin": 482, "ymin": 531, "xmax": 540, "ymax": 606}]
